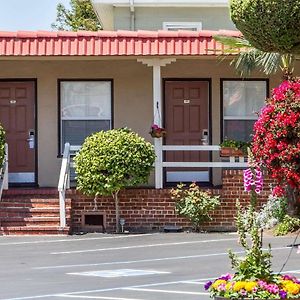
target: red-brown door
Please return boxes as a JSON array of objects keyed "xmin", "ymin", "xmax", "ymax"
[
  {"xmin": 0, "ymin": 81, "xmax": 36, "ymax": 184},
  {"xmin": 165, "ymin": 80, "xmax": 209, "ymax": 183}
]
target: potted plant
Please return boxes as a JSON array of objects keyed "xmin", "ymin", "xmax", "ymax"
[
  {"xmin": 149, "ymin": 124, "xmax": 167, "ymax": 138},
  {"xmin": 219, "ymin": 139, "xmax": 250, "ymax": 157},
  {"xmin": 205, "ymin": 153, "xmax": 300, "ymax": 299}
]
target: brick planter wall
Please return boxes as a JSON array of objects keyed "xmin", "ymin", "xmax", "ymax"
[{"xmin": 69, "ymin": 170, "xmax": 275, "ymax": 233}]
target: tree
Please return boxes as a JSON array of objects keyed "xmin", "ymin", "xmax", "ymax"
[
  {"xmin": 74, "ymin": 128, "xmax": 155, "ymax": 232},
  {"xmin": 214, "ymin": 35, "xmax": 295, "ymax": 78},
  {"xmin": 52, "ymin": 0, "xmax": 101, "ymax": 31},
  {"xmin": 230, "ymin": 0, "xmax": 300, "ymax": 54}
]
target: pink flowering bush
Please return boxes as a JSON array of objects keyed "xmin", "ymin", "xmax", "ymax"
[{"xmin": 252, "ymin": 79, "xmax": 300, "ymax": 197}]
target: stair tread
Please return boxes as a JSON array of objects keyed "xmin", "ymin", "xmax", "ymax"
[{"xmin": 1, "ymin": 225, "xmax": 70, "ymax": 229}]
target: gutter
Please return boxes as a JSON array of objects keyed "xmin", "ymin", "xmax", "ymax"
[{"xmin": 130, "ymin": 0, "xmax": 135, "ymax": 31}]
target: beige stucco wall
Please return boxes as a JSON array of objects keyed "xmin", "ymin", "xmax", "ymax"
[
  {"xmin": 114, "ymin": 7, "xmax": 236, "ymax": 31},
  {"xmin": 0, "ymin": 57, "xmax": 286, "ymax": 187}
]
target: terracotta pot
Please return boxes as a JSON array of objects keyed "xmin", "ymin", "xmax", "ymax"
[
  {"xmin": 220, "ymin": 147, "xmax": 244, "ymax": 157},
  {"xmin": 150, "ymin": 130, "xmax": 166, "ymax": 138}
]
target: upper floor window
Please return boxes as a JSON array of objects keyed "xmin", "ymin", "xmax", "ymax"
[
  {"xmin": 59, "ymin": 80, "xmax": 112, "ymax": 153},
  {"xmin": 222, "ymin": 79, "xmax": 267, "ymax": 142},
  {"xmin": 163, "ymin": 22, "xmax": 202, "ymax": 31}
]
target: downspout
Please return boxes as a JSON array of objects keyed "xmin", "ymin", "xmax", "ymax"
[{"xmin": 129, "ymin": 0, "xmax": 135, "ymax": 31}]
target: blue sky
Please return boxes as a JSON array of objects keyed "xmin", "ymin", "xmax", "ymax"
[{"xmin": 0, "ymin": 0, "xmax": 71, "ymax": 31}]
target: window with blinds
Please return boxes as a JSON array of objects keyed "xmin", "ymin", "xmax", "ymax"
[
  {"xmin": 222, "ymin": 80, "xmax": 267, "ymax": 142},
  {"xmin": 60, "ymin": 80, "xmax": 112, "ymax": 153}
]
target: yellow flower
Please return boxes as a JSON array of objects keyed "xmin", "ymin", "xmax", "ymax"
[
  {"xmin": 212, "ymin": 280, "xmax": 227, "ymax": 289},
  {"xmin": 226, "ymin": 283, "xmax": 232, "ymax": 291},
  {"xmin": 245, "ymin": 281, "xmax": 257, "ymax": 292},
  {"xmin": 285, "ymin": 283, "xmax": 300, "ymax": 295},
  {"xmin": 233, "ymin": 281, "xmax": 245, "ymax": 292}
]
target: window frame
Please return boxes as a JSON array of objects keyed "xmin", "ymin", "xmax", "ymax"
[
  {"xmin": 220, "ymin": 78, "xmax": 269, "ymax": 142},
  {"xmin": 58, "ymin": 79, "xmax": 114, "ymax": 156},
  {"xmin": 163, "ymin": 22, "xmax": 202, "ymax": 31}
]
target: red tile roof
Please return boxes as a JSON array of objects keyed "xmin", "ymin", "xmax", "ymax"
[{"xmin": 0, "ymin": 30, "xmax": 241, "ymax": 57}]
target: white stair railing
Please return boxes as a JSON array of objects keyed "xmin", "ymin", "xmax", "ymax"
[
  {"xmin": 0, "ymin": 143, "xmax": 8, "ymax": 201},
  {"xmin": 58, "ymin": 143, "xmax": 71, "ymax": 228}
]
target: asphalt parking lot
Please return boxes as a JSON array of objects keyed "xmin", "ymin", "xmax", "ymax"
[{"xmin": 0, "ymin": 232, "xmax": 299, "ymax": 300}]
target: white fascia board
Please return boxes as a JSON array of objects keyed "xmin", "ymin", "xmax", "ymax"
[{"xmin": 92, "ymin": 0, "xmax": 229, "ymax": 7}]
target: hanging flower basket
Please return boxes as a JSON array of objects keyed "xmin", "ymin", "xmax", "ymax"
[{"xmin": 149, "ymin": 124, "xmax": 167, "ymax": 138}]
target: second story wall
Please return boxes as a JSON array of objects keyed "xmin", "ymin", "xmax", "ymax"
[{"xmin": 113, "ymin": 7, "xmax": 235, "ymax": 31}]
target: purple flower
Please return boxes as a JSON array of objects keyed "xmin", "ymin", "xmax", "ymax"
[
  {"xmin": 219, "ymin": 273, "xmax": 232, "ymax": 281},
  {"xmin": 243, "ymin": 167, "xmax": 264, "ymax": 194},
  {"xmin": 204, "ymin": 281, "xmax": 213, "ymax": 290},
  {"xmin": 279, "ymin": 290, "xmax": 287, "ymax": 299}
]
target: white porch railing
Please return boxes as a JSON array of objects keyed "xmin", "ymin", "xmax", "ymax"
[
  {"xmin": 155, "ymin": 145, "xmax": 248, "ymax": 188},
  {"xmin": 0, "ymin": 143, "xmax": 9, "ymax": 201},
  {"xmin": 58, "ymin": 144, "xmax": 248, "ymax": 218},
  {"xmin": 58, "ymin": 143, "xmax": 81, "ymax": 228}
]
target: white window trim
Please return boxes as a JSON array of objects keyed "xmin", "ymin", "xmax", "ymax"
[{"xmin": 163, "ymin": 22, "xmax": 202, "ymax": 31}]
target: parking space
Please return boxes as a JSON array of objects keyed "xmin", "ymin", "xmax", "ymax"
[{"xmin": 0, "ymin": 232, "xmax": 298, "ymax": 300}]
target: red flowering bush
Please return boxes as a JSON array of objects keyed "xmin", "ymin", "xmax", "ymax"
[{"xmin": 252, "ymin": 80, "xmax": 300, "ymax": 193}]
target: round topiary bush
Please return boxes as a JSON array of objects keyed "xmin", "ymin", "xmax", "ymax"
[
  {"xmin": 0, "ymin": 123, "xmax": 5, "ymax": 166},
  {"xmin": 230, "ymin": 0, "xmax": 300, "ymax": 54},
  {"xmin": 74, "ymin": 128, "xmax": 155, "ymax": 232}
]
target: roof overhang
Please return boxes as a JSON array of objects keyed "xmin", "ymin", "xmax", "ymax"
[
  {"xmin": 0, "ymin": 30, "xmax": 240, "ymax": 57},
  {"xmin": 92, "ymin": 0, "xmax": 228, "ymax": 7},
  {"xmin": 92, "ymin": 0, "xmax": 229, "ymax": 30}
]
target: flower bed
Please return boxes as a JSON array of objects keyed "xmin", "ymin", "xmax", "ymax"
[{"xmin": 206, "ymin": 273, "xmax": 300, "ymax": 299}]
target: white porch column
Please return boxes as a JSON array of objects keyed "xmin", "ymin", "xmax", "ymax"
[{"xmin": 137, "ymin": 58, "xmax": 176, "ymax": 189}]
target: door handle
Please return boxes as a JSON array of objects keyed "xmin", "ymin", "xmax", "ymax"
[
  {"xmin": 201, "ymin": 129, "xmax": 209, "ymax": 145},
  {"xmin": 27, "ymin": 130, "xmax": 35, "ymax": 149}
]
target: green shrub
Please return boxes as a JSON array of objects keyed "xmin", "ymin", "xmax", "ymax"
[
  {"xmin": 274, "ymin": 215, "xmax": 300, "ymax": 236},
  {"xmin": 230, "ymin": 0, "xmax": 300, "ymax": 54},
  {"xmin": 0, "ymin": 123, "xmax": 5, "ymax": 166},
  {"xmin": 170, "ymin": 183, "xmax": 220, "ymax": 231},
  {"xmin": 74, "ymin": 128, "xmax": 155, "ymax": 232}
]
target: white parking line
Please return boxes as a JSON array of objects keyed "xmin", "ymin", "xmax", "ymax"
[
  {"xmin": 51, "ymin": 238, "xmax": 237, "ymax": 254},
  {"xmin": 67, "ymin": 269, "xmax": 170, "ymax": 278},
  {"xmin": 183, "ymin": 281, "xmax": 204, "ymax": 285},
  {"xmin": 282, "ymin": 270, "xmax": 300, "ymax": 274},
  {"xmin": 0, "ymin": 277, "xmax": 215, "ymax": 300},
  {"xmin": 57, "ymin": 295, "xmax": 143, "ymax": 300},
  {"xmin": 35, "ymin": 251, "xmax": 243, "ymax": 269},
  {"xmin": 0, "ymin": 234, "xmax": 154, "ymax": 246},
  {"xmin": 124, "ymin": 287, "xmax": 208, "ymax": 295}
]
